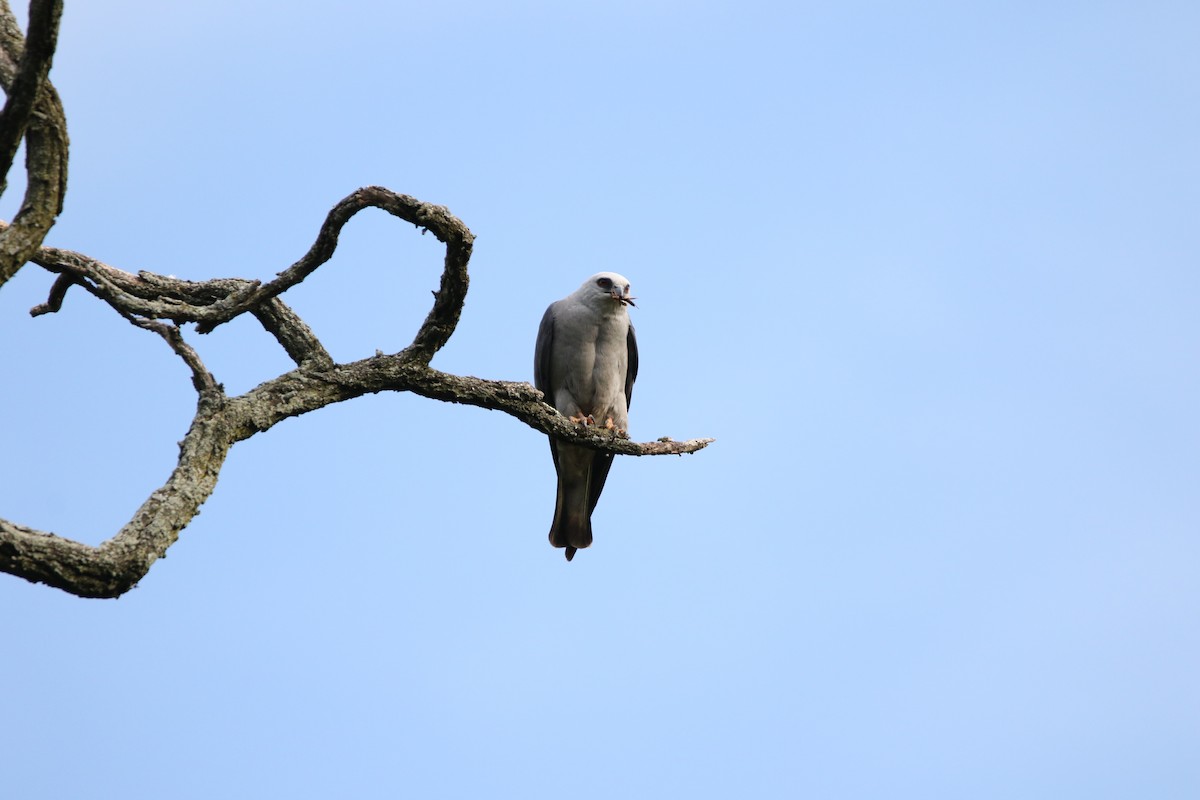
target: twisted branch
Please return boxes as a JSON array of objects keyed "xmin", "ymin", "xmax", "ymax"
[
  {"xmin": 0, "ymin": 0, "xmax": 61, "ymax": 193},
  {"xmin": 1, "ymin": 186, "xmax": 713, "ymax": 598},
  {"xmin": 0, "ymin": 0, "xmax": 68, "ymax": 289},
  {"xmin": 0, "ymin": 1, "xmax": 709, "ymax": 598}
]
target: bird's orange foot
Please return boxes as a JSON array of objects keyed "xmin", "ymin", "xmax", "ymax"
[
  {"xmin": 601, "ymin": 417, "xmax": 628, "ymax": 436},
  {"xmin": 569, "ymin": 414, "xmax": 596, "ymax": 426}
]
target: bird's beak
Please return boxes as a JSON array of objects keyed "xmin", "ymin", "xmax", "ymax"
[{"xmin": 611, "ymin": 289, "xmax": 636, "ymax": 307}]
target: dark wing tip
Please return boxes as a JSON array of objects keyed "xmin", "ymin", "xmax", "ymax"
[{"xmin": 565, "ymin": 546, "xmax": 577, "ymax": 562}]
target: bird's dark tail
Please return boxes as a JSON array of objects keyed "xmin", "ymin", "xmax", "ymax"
[
  {"xmin": 547, "ymin": 441, "xmax": 599, "ymax": 561},
  {"xmin": 548, "ymin": 498, "xmax": 592, "ymax": 559}
]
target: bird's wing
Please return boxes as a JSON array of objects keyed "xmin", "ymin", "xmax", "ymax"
[
  {"xmin": 625, "ymin": 323, "xmax": 638, "ymax": 410},
  {"xmin": 534, "ymin": 301, "xmax": 565, "ymax": 497},
  {"xmin": 534, "ymin": 303, "xmax": 556, "ymax": 398}
]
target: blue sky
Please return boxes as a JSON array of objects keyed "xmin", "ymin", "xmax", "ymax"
[{"xmin": 1, "ymin": 1, "xmax": 1198, "ymax": 797}]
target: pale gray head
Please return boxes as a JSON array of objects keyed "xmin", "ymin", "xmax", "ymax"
[{"xmin": 577, "ymin": 271, "xmax": 636, "ymax": 307}]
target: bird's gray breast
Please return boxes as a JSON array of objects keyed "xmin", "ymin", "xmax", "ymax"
[{"xmin": 550, "ymin": 302, "xmax": 630, "ymax": 424}]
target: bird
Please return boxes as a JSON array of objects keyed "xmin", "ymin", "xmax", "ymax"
[{"xmin": 534, "ymin": 272, "xmax": 638, "ymax": 561}]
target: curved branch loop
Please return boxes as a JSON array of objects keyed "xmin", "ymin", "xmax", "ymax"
[
  {"xmin": 3, "ymin": 186, "xmax": 711, "ymax": 598},
  {"xmin": 23, "ymin": 187, "xmax": 474, "ymax": 368},
  {"xmin": 193, "ymin": 186, "xmax": 474, "ymax": 367}
]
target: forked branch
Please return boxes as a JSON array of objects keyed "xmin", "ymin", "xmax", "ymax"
[
  {"xmin": 0, "ymin": 2, "xmax": 710, "ymax": 598},
  {"xmin": 1, "ymin": 187, "xmax": 712, "ymax": 598}
]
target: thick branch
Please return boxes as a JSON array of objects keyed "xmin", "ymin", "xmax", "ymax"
[
  {"xmin": 0, "ymin": 0, "xmax": 68, "ymax": 290},
  {"xmin": 0, "ymin": 0, "xmax": 61, "ymax": 194},
  {"xmin": 0, "ymin": 395, "xmax": 234, "ymax": 598},
  {"xmin": 0, "ymin": 519, "xmax": 127, "ymax": 599},
  {"xmin": 222, "ymin": 356, "xmax": 714, "ymax": 457}
]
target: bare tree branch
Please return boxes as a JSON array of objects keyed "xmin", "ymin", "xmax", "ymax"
[
  {"xmin": 251, "ymin": 297, "xmax": 335, "ymax": 370},
  {"xmin": 19, "ymin": 187, "xmax": 471, "ymax": 359},
  {"xmin": 27, "ymin": 265, "xmax": 66, "ymax": 313},
  {"xmin": 0, "ymin": 0, "xmax": 61, "ymax": 193},
  {"xmin": 190, "ymin": 187, "xmax": 474, "ymax": 367},
  {"xmin": 0, "ymin": 0, "xmax": 68, "ymax": 290},
  {"xmin": 1, "ymin": 393, "xmax": 234, "ymax": 598},
  {"xmin": 2, "ymin": 184, "xmax": 713, "ymax": 598},
  {"xmin": 126, "ymin": 317, "xmax": 220, "ymax": 396},
  {"xmin": 0, "ymin": 0, "xmax": 710, "ymax": 598}
]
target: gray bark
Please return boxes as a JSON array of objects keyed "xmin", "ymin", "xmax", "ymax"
[
  {"xmin": 0, "ymin": 3, "xmax": 710, "ymax": 597},
  {"xmin": 0, "ymin": 4, "xmax": 712, "ymax": 597}
]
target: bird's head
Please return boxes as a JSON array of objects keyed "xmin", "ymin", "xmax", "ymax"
[{"xmin": 582, "ymin": 272, "xmax": 636, "ymax": 307}]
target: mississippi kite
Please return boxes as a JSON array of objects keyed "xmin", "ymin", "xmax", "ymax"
[{"xmin": 534, "ymin": 272, "xmax": 638, "ymax": 561}]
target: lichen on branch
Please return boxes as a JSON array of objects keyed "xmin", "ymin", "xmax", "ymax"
[
  {"xmin": 0, "ymin": 2, "xmax": 711, "ymax": 598},
  {"xmin": 0, "ymin": 185, "xmax": 712, "ymax": 597}
]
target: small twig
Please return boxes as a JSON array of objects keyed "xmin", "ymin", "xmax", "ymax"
[
  {"xmin": 126, "ymin": 316, "xmax": 220, "ymax": 396},
  {"xmin": 29, "ymin": 270, "xmax": 71, "ymax": 315}
]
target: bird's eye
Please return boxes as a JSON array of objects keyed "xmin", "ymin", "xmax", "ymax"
[
  {"xmin": 624, "ymin": 284, "xmax": 631, "ymax": 293},
  {"xmin": 596, "ymin": 277, "xmax": 613, "ymax": 290}
]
